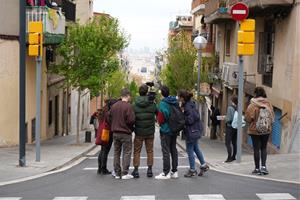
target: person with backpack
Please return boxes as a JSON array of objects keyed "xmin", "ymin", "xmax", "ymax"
[
  {"xmin": 245, "ymin": 87, "xmax": 274, "ymax": 175},
  {"xmin": 109, "ymin": 89, "xmax": 135, "ymax": 179},
  {"xmin": 178, "ymin": 90, "xmax": 209, "ymax": 178},
  {"xmin": 131, "ymin": 84, "xmax": 157, "ymax": 178},
  {"xmin": 155, "ymin": 85, "xmax": 182, "ymax": 179},
  {"xmin": 224, "ymin": 95, "xmax": 238, "ymax": 163},
  {"xmin": 97, "ymin": 99, "xmax": 118, "ymax": 175}
]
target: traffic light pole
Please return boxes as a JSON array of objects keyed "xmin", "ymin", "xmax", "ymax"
[
  {"xmin": 236, "ymin": 55, "xmax": 244, "ymax": 163},
  {"xmin": 19, "ymin": 0, "xmax": 26, "ymax": 167},
  {"xmin": 35, "ymin": 56, "xmax": 42, "ymax": 162}
]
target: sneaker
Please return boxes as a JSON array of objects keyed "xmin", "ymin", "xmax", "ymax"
[
  {"xmin": 252, "ymin": 168, "xmax": 261, "ymax": 175},
  {"xmin": 184, "ymin": 170, "xmax": 197, "ymax": 178},
  {"xmin": 97, "ymin": 169, "xmax": 102, "ymax": 174},
  {"xmin": 147, "ymin": 167, "xmax": 153, "ymax": 178},
  {"xmin": 101, "ymin": 169, "xmax": 111, "ymax": 175},
  {"xmin": 171, "ymin": 171, "xmax": 178, "ymax": 179},
  {"xmin": 199, "ymin": 164, "xmax": 209, "ymax": 176},
  {"xmin": 122, "ymin": 174, "xmax": 134, "ymax": 180},
  {"xmin": 131, "ymin": 169, "xmax": 140, "ymax": 178},
  {"xmin": 155, "ymin": 172, "xmax": 171, "ymax": 180},
  {"xmin": 260, "ymin": 166, "xmax": 269, "ymax": 175},
  {"xmin": 224, "ymin": 158, "xmax": 234, "ymax": 163}
]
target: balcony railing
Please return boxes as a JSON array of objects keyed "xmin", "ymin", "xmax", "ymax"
[
  {"xmin": 191, "ymin": 0, "xmax": 208, "ymax": 13},
  {"xmin": 26, "ymin": 6, "xmax": 65, "ymax": 35}
]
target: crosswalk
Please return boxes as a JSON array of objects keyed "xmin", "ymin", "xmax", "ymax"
[{"xmin": 0, "ymin": 193, "xmax": 297, "ymax": 200}]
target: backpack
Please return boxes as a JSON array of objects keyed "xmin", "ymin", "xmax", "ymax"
[
  {"xmin": 168, "ymin": 104, "xmax": 185, "ymax": 134},
  {"xmin": 256, "ymin": 107, "xmax": 273, "ymax": 133}
]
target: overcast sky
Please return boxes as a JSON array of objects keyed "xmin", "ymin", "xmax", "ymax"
[{"xmin": 93, "ymin": 0, "xmax": 191, "ymax": 51}]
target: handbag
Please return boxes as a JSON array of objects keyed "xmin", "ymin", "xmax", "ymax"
[{"xmin": 95, "ymin": 121, "xmax": 110, "ymax": 145}]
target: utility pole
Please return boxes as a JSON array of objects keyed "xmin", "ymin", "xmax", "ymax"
[{"xmin": 19, "ymin": 0, "xmax": 26, "ymax": 167}]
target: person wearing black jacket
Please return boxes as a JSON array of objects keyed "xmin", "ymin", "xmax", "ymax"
[
  {"xmin": 178, "ymin": 90, "xmax": 209, "ymax": 178},
  {"xmin": 210, "ymin": 105, "xmax": 220, "ymax": 140}
]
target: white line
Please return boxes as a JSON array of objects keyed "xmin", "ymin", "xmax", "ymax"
[
  {"xmin": 83, "ymin": 166, "xmax": 190, "ymax": 171},
  {"xmin": 232, "ymin": 10, "xmax": 247, "ymax": 14},
  {"xmin": 53, "ymin": 197, "xmax": 88, "ymax": 200},
  {"xmin": 120, "ymin": 196, "xmax": 155, "ymax": 200},
  {"xmin": 256, "ymin": 193, "xmax": 296, "ymax": 200},
  {"xmin": 0, "ymin": 198, "xmax": 22, "ymax": 200},
  {"xmin": 189, "ymin": 194, "xmax": 226, "ymax": 200},
  {"xmin": 88, "ymin": 156, "xmax": 187, "ymax": 160}
]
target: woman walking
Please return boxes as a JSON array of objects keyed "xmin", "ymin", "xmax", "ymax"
[
  {"xmin": 178, "ymin": 90, "xmax": 209, "ymax": 177},
  {"xmin": 245, "ymin": 87, "xmax": 274, "ymax": 175}
]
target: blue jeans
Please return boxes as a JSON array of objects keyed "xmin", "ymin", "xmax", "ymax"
[{"xmin": 186, "ymin": 140, "xmax": 205, "ymax": 170}]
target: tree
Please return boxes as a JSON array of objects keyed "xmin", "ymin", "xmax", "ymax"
[
  {"xmin": 106, "ymin": 70, "xmax": 127, "ymax": 99},
  {"xmin": 51, "ymin": 16, "xmax": 128, "ymax": 143},
  {"xmin": 128, "ymin": 80, "xmax": 138, "ymax": 102},
  {"xmin": 161, "ymin": 33, "xmax": 197, "ymax": 95}
]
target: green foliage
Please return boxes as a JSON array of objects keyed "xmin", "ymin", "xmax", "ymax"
[
  {"xmin": 50, "ymin": 16, "xmax": 129, "ymax": 96},
  {"xmin": 160, "ymin": 33, "xmax": 197, "ymax": 95},
  {"xmin": 128, "ymin": 80, "xmax": 139, "ymax": 102},
  {"xmin": 106, "ymin": 70, "xmax": 127, "ymax": 99}
]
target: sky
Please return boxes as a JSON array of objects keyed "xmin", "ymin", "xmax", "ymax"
[{"xmin": 93, "ymin": 0, "xmax": 191, "ymax": 51}]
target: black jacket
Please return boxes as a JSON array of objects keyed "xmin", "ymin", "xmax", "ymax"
[{"xmin": 183, "ymin": 101, "xmax": 203, "ymax": 142}]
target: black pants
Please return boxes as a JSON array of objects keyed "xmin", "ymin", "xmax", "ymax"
[
  {"xmin": 98, "ymin": 135, "xmax": 113, "ymax": 171},
  {"xmin": 160, "ymin": 134, "xmax": 178, "ymax": 175},
  {"xmin": 250, "ymin": 134, "xmax": 269, "ymax": 169},
  {"xmin": 225, "ymin": 126, "xmax": 237, "ymax": 160},
  {"xmin": 210, "ymin": 125, "xmax": 217, "ymax": 139}
]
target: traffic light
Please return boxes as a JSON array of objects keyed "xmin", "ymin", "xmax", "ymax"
[
  {"xmin": 28, "ymin": 22, "xmax": 43, "ymax": 57},
  {"xmin": 237, "ymin": 19, "xmax": 255, "ymax": 56}
]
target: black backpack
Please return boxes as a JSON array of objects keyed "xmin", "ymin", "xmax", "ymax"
[{"xmin": 168, "ymin": 104, "xmax": 185, "ymax": 134}]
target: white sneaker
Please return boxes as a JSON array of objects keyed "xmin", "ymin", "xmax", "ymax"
[
  {"xmin": 115, "ymin": 176, "xmax": 121, "ymax": 179},
  {"xmin": 171, "ymin": 171, "xmax": 178, "ymax": 179},
  {"xmin": 111, "ymin": 170, "xmax": 116, "ymax": 177},
  {"xmin": 155, "ymin": 172, "xmax": 171, "ymax": 180},
  {"xmin": 122, "ymin": 174, "xmax": 134, "ymax": 180}
]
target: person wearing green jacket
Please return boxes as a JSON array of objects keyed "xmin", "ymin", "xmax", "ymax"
[{"xmin": 131, "ymin": 84, "xmax": 157, "ymax": 178}]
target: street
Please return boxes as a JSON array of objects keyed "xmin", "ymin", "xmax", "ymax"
[{"xmin": 0, "ymin": 132, "xmax": 299, "ymax": 200}]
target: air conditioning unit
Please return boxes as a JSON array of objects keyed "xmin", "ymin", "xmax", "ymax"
[{"xmin": 222, "ymin": 62, "xmax": 239, "ymax": 87}]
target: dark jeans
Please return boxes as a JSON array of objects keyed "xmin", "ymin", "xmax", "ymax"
[
  {"xmin": 133, "ymin": 135, "xmax": 154, "ymax": 167},
  {"xmin": 113, "ymin": 133, "xmax": 132, "ymax": 176},
  {"xmin": 225, "ymin": 126, "xmax": 237, "ymax": 160},
  {"xmin": 98, "ymin": 135, "xmax": 113, "ymax": 171},
  {"xmin": 186, "ymin": 140, "xmax": 205, "ymax": 170},
  {"xmin": 250, "ymin": 134, "xmax": 270, "ymax": 169},
  {"xmin": 160, "ymin": 134, "xmax": 178, "ymax": 175}
]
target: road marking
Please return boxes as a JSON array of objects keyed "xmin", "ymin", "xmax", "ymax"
[
  {"xmin": 83, "ymin": 165, "xmax": 190, "ymax": 170},
  {"xmin": 0, "ymin": 198, "xmax": 22, "ymax": 200},
  {"xmin": 120, "ymin": 195, "xmax": 155, "ymax": 200},
  {"xmin": 88, "ymin": 156, "xmax": 187, "ymax": 160},
  {"xmin": 256, "ymin": 193, "xmax": 296, "ymax": 200},
  {"xmin": 53, "ymin": 197, "xmax": 88, "ymax": 200},
  {"xmin": 189, "ymin": 194, "xmax": 225, "ymax": 200}
]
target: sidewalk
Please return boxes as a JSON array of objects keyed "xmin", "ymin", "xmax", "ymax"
[
  {"xmin": 177, "ymin": 137, "xmax": 300, "ymax": 184},
  {"xmin": 0, "ymin": 131, "xmax": 96, "ymax": 184}
]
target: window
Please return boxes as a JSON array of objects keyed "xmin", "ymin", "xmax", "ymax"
[
  {"xmin": 49, "ymin": 100, "xmax": 53, "ymax": 125},
  {"xmin": 258, "ymin": 20, "xmax": 275, "ymax": 87},
  {"xmin": 225, "ymin": 29, "xmax": 231, "ymax": 56}
]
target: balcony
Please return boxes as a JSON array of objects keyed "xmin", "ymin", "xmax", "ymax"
[
  {"xmin": 191, "ymin": 0, "xmax": 208, "ymax": 15},
  {"xmin": 204, "ymin": 0, "xmax": 232, "ymax": 24},
  {"xmin": 26, "ymin": 6, "xmax": 65, "ymax": 44},
  {"xmin": 62, "ymin": 0, "xmax": 76, "ymax": 22}
]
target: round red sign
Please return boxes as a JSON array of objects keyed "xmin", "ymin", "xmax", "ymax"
[{"xmin": 231, "ymin": 3, "xmax": 249, "ymax": 21}]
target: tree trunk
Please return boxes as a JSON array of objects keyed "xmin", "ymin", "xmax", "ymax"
[
  {"xmin": 100, "ymin": 88, "xmax": 104, "ymax": 108},
  {"xmin": 76, "ymin": 88, "xmax": 81, "ymax": 144},
  {"xmin": 66, "ymin": 87, "xmax": 69, "ymax": 135}
]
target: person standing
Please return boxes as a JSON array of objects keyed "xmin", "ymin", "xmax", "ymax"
[
  {"xmin": 210, "ymin": 105, "xmax": 220, "ymax": 140},
  {"xmin": 224, "ymin": 96, "xmax": 238, "ymax": 163},
  {"xmin": 110, "ymin": 89, "xmax": 135, "ymax": 179},
  {"xmin": 155, "ymin": 85, "xmax": 179, "ymax": 180},
  {"xmin": 178, "ymin": 90, "xmax": 209, "ymax": 178},
  {"xmin": 97, "ymin": 99, "xmax": 118, "ymax": 175},
  {"xmin": 245, "ymin": 87, "xmax": 274, "ymax": 175},
  {"xmin": 131, "ymin": 84, "xmax": 157, "ymax": 178}
]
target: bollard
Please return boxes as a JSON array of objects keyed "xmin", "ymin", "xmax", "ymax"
[{"xmin": 85, "ymin": 131, "xmax": 91, "ymax": 143}]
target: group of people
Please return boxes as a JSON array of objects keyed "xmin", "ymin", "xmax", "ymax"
[
  {"xmin": 94, "ymin": 84, "xmax": 209, "ymax": 180},
  {"xmin": 222, "ymin": 87, "xmax": 274, "ymax": 175}
]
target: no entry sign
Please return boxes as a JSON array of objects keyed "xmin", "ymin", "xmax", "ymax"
[{"xmin": 231, "ymin": 3, "xmax": 249, "ymax": 21}]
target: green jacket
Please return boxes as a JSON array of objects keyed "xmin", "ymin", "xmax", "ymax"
[{"xmin": 133, "ymin": 96, "xmax": 157, "ymax": 136}]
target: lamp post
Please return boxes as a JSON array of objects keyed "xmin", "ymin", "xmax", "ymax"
[{"xmin": 193, "ymin": 35, "xmax": 207, "ymax": 103}]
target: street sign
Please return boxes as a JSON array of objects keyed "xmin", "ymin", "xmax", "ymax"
[{"xmin": 231, "ymin": 3, "xmax": 249, "ymax": 21}]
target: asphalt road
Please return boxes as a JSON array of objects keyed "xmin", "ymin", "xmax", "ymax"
[{"xmin": 0, "ymin": 132, "xmax": 299, "ymax": 200}]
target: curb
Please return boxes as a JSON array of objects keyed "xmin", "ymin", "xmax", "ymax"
[
  {"xmin": 176, "ymin": 140, "xmax": 300, "ymax": 185},
  {"xmin": 0, "ymin": 144, "xmax": 97, "ymax": 187}
]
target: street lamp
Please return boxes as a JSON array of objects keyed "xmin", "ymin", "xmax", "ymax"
[{"xmin": 193, "ymin": 35, "xmax": 207, "ymax": 100}]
